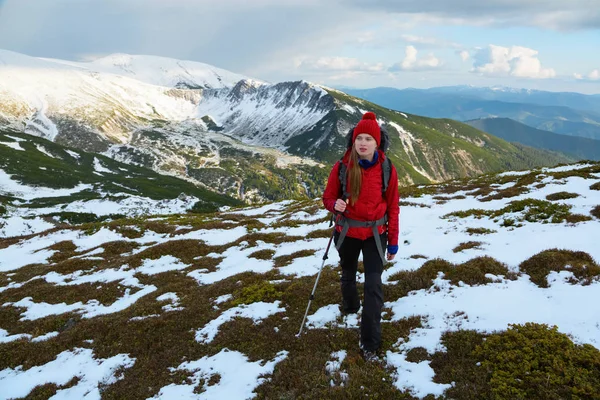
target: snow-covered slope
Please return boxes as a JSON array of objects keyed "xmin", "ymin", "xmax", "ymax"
[
  {"xmin": 42, "ymin": 53, "xmax": 257, "ymax": 89},
  {"xmin": 0, "ymin": 49, "xmax": 201, "ymax": 143},
  {"xmin": 1, "ymin": 162, "xmax": 600, "ymax": 398},
  {"xmin": 197, "ymin": 80, "xmax": 332, "ymax": 148},
  {"xmin": 0, "ymin": 49, "xmax": 331, "ymax": 153}
]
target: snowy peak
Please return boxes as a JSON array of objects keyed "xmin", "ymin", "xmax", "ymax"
[
  {"xmin": 41, "ymin": 52, "xmax": 257, "ymax": 89},
  {"xmin": 0, "ymin": 49, "xmax": 82, "ymax": 71}
]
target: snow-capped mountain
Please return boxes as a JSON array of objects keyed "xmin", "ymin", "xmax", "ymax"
[
  {"xmin": 196, "ymin": 80, "xmax": 332, "ymax": 148},
  {"xmin": 0, "ymin": 49, "xmax": 200, "ymax": 143},
  {"xmin": 0, "ymin": 49, "xmax": 573, "ymax": 201},
  {"xmin": 0, "ymin": 49, "xmax": 331, "ymax": 153}
]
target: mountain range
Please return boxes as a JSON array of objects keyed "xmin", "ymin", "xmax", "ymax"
[
  {"xmin": 341, "ymin": 86, "xmax": 600, "ymax": 141},
  {"xmin": 0, "ymin": 50, "xmax": 575, "ymax": 203}
]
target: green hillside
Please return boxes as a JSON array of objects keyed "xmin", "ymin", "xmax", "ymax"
[
  {"xmin": 466, "ymin": 117, "xmax": 600, "ymax": 161},
  {"xmin": 315, "ymin": 90, "xmax": 573, "ymax": 185},
  {"xmin": 0, "ymin": 129, "xmax": 242, "ymax": 212}
]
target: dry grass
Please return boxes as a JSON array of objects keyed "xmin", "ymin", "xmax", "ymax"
[
  {"xmin": 248, "ymin": 249, "xmax": 276, "ymax": 260},
  {"xmin": 465, "ymin": 227, "xmax": 496, "ymax": 235},
  {"xmin": 0, "ymin": 279, "xmax": 135, "ymax": 306},
  {"xmin": 453, "ymin": 241, "xmax": 483, "ymax": 253},
  {"xmin": 306, "ymin": 228, "xmax": 334, "ymax": 239},
  {"xmin": 1, "ymin": 238, "xmax": 597, "ymax": 399},
  {"xmin": 387, "ymin": 257, "xmax": 514, "ymax": 299},
  {"xmin": 480, "ymin": 185, "xmax": 530, "ymax": 202},
  {"xmin": 274, "ymin": 250, "xmax": 317, "ymax": 268},
  {"xmin": 519, "ymin": 249, "xmax": 600, "ymax": 288},
  {"xmin": 546, "ymin": 191, "xmax": 580, "ymax": 201},
  {"xmin": 591, "ymin": 205, "xmax": 600, "ymax": 219}
]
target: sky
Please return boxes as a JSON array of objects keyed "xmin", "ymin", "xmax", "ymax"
[{"xmin": 0, "ymin": 0, "xmax": 599, "ymax": 93}]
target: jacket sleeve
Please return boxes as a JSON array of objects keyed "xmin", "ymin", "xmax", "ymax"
[
  {"xmin": 385, "ymin": 165, "xmax": 400, "ymax": 248},
  {"xmin": 322, "ymin": 162, "xmax": 342, "ymax": 213}
]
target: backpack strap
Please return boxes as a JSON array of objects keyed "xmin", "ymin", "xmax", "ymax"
[
  {"xmin": 339, "ymin": 156, "xmax": 392, "ymax": 198},
  {"xmin": 382, "ymin": 157, "xmax": 391, "ymax": 195},
  {"xmin": 338, "ymin": 160, "xmax": 350, "ymax": 200},
  {"xmin": 335, "ymin": 214, "xmax": 388, "ymax": 264}
]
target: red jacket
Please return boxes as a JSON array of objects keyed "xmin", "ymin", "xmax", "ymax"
[{"xmin": 322, "ymin": 149, "xmax": 400, "ymax": 246}]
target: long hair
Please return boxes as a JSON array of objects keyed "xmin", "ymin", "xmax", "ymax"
[{"xmin": 348, "ymin": 143, "xmax": 362, "ymax": 206}]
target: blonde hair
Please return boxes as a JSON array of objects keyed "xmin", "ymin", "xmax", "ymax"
[{"xmin": 348, "ymin": 143, "xmax": 362, "ymax": 206}]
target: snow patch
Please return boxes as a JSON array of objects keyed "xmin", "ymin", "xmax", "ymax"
[
  {"xmin": 0, "ymin": 348, "xmax": 135, "ymax": 400},
  {"xmin": 151, "ymin": 349, "xmax": 287, "ymax": 400}
]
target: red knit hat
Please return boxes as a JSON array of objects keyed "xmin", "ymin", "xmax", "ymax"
[{"xmin": 352, "ymin": 112, "xmax": 381, "ymax": 146}]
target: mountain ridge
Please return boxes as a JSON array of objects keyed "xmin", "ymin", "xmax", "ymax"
[
  {"xmin": 0, "ymin": 50, "xmax": 573, "ymax": 202},
  {"xmin": 341, "ymin": 86, "xmax": 600, "ymax": 141}
]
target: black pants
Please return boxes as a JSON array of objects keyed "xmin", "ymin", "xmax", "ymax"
[{"xmin": 334, "ymin": 231, "xmax": 387, "ymax": 352}]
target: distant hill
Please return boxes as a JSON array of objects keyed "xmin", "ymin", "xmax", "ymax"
[
  {"xmin": 465, "ymin": 118, "xmax": 600, "ymax": 161},
  {"xmin": 417, "ymin": 85, "xmax": 600, "ymax": 112},
  {"xmin": 341, "ymin": 86, "xmax": 600, "ymax": 141}
]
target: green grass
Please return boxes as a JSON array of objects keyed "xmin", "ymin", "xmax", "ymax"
[
  {"xmin": 445, "ymin": 198, "xmax": 591, "ymax": 225},
  {"xmin": 0, "ymin": 130, "xmax": 242, "ymax": 212},
  {"xmin": 518, "ymin": 248, "xmax": 600, "ymax": 288},
  {"xmin": 430, "ymin": 323, "xmax": 600, "ymax": 399},
  {"xmin": 465, "ymin": 227, "xmax": 497, "ymax": 235},
  {"xmin": 230, "ymin": 281, "xmax": 283, "ymax": 306},
  {"xmin": 546, "ymin": 191, "xmax": 580, "ymax": 201}
]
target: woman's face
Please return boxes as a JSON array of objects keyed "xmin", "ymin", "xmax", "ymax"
[{"xmin": 354, "ymin": 133, "xmax": 377, "ymax": 159}]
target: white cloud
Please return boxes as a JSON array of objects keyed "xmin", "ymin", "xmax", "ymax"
[
  {"xmin": 575, "ymin": 69, "xmax": 600, "ymax": 81},
  {"xmin": 459, "ymin": 50, "xmax": 470, "ymax": 62},
  {"xmin": 471, "ymin": 45, "xmax": 555, "ymax": 79},
  {"xmin": 390, "ymin": 45, "xmax": 442, "ymax": 71}
]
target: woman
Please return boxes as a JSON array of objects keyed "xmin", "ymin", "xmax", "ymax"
[{"xmin": 322, "ymin": 111, "xmax": 400, "ymax": 362}]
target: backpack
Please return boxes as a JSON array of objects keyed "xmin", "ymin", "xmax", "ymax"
[{"xmin": 337, "ymin": 126, "xmax": 392, "ymax": 200}]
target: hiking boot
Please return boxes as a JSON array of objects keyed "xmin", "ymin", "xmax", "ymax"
[
  {"xmin": 361, "ymin": 349, "xmax": 380, "ymax": 363},
  {"xmin": 342, "ymin": 298, "xmax": 360, "ymax": 315},
  {"xmin": 342, "ymin": 306, "xmax": 359, "ymax": 315}
]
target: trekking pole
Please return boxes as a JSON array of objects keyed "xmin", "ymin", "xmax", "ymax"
[
  {"xmin": 296, "ymin": 197, "xmax": 346, "ymax": 337},
  {"xmin": 296, "ymin": 225, "xmax": 336, "ymax": 337}
]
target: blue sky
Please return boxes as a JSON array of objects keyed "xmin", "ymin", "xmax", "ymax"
[{"xmin": 0, "ymin": 0, "xmax": 598, "ymax": 93}]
